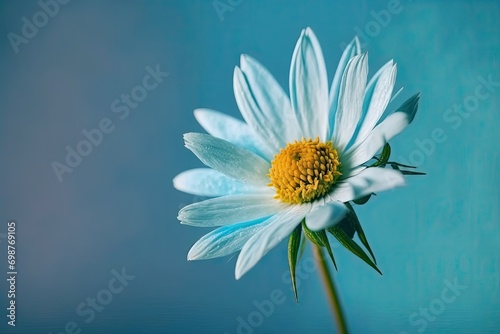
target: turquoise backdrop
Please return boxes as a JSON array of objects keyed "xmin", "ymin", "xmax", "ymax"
[{"xmin": 0, "ymin": 0, "xmax": 499, "ymax": 333}]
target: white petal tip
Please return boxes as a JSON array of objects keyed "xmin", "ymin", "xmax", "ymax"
[
  {"xmin": 187, "ymin": 246, "xmax": 202, "ymax": 261},
  {"xmin": 234, "ymin": 268, "xmax": 244, "ymax": 280},
  {"xmin": 234, "ymin": 257, "xmax": 250, "ymax": 280},
  {"xmin": 183, "ymin": 132, "xmax": 196, "ymax": 142},
  {"xmin": 240, "ymin": 54, "xmax": 249, "ymax": 64},
  {"xmin": 302, "ymin": 27, "xmax": 319, "ymax": 43},
  {"xmin": 193, "ymin": 108, "xmax": 206, "ymax": 120},
  {"xmin": 172, "ymin": 175, "xmax": 182, "ymax": 189}
]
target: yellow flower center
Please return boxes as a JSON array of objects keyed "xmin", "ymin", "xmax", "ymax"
[{"xmin": 268, "ymin": 138, "xmax": 341, "ymax": 204}]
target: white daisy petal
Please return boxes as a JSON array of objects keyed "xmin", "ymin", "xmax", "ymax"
[
  {"xmin": 234, "ymin": 67, "xmax": 284, "ymax": 153},
  {"xmin": 194, "ymin": 108, "xmax": 273, "ymax": 160},
  {"xmin": 235, "ymin": 204, "xmax": 311, "ymax": 279},
  {"xmin": 238, "ymin": 55, "xmax": 301, "ymax": 146},
  {"xmin": 329, "ymin": 167, "xmax": 406, "ymax": 203},
  {"xmin": 352, "ymin": 61, "xmax": 397, "ymax": 147},
  {"xmin": 305, "ymin": 201, "xmax": 348, "ymax": 231},
  {"xmin": 184, "ymin": 132, "xmax": 271, "ymax": 186},
  {"xmin": 173, "ymin": 168, "xmax": 266, "ymax": 197},
  {"xmin": 178, "ymin": 194, "xmax": 287, "ymax": 227},
  {"xmin": 328, "ymin": 37, "xmax": 361, "ymax": 137},
  {"xmin": 187, "ymin": 218, "xmax": 270, "ymax": 260},
  {"xmin": 345, "ymin": 93, "xmax": 420, "ymax": 167},
  {"xmin": 332, "ymin": 53, "xmax": 368, "ymax": 152},
  {"xmin": 289, "ymin": 27, "xmax": 329, "ymax": 140}
]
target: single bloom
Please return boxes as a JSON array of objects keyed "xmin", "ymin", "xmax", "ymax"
[{"xmin": 174, "ymin": 27, "xmax": 419, "ymax": 279}]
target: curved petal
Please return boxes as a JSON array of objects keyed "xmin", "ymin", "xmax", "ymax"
[
  {"xmin": 187, "ymin": 217, "xmax": 271, "ymax": 260},
  {"xmin": 173, "ymin": 168, "xmax": 266, "ymax": 197},
  {"xmin": 194, "ymin": 109, "xmax": 273, "ymax": 160},
  {"xmin": 344, "ymin": 93, "xmax": 420, "ymax": 167},
  {"xmin": 178, "ymin": 194, "xmax": 287, "ymax": 227},
  {"xmin": 328, "ymin": 167, "xmax": 406, "ymax": 203},
  {"xmin": 234, "ymin": 67, "xmax": 283, "ymax": 153},
  {"xmin": 351, "ymin": 61, "xmax": 397, "ymax": 147},
  {"xmin": 305, "ymin": 201, "xmax": 348, "ymax": 231},
  {"xmin": 332, "ymin": 53, "xmax": 368, "ymax": 153},
  {"xmin": 184, "ymin": 133, "xmax": 271, "ymax": 186},
  {"xmin": 328, "ymin": 36, "xmax": 361, "ymax": 137},
  {"xmin": 289, "ymin": 27, "xmax": 329, "ymax": 140},
  {"xmin": 235, "ymin": 204, "xmax": 311, "ymax": 279},
  {"xmin": 237, "ymin": 55, "xmax": 301, "ymax": 147}
]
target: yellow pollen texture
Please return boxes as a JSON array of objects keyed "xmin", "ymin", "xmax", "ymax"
[{"xmin": 268, "ymin": 138, "xmax": 341, "ymax": 204}]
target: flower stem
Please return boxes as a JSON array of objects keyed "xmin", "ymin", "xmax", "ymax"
[{"xmin": 313, "ymin": 244, "xmax": 348, "ymax": 334}]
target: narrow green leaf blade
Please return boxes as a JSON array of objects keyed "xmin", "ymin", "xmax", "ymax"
[
  {"xmin": 387, "ymin": 161, "xmax": 417, "ymax": 169},
  {"xmin": 345, "ymin": 202, "xmax": 377, "ymax": 264},
  {"xmin": 298, "ymin": 233, "xmax": 307, "ymax": 261},
  {"xmin": 390, "ymin": 164, "xmax": 401, "ymax": 171},
  {"xmin": 320, "ymin": 231, "xmax": 338, "ymax": 271},
  {"xmin": 288, "ymin": 224, "xmax": 302, "ymax": 302},
  {"xmin": 328, "ymin": 225, "xmax": 382, "ymax": 275},
  {"xmin": 380, "ymin": 143, "xmax": 391, "ymax": 164},
  {"xmin": 336, "ymin": 215, "xmax": 356, "ymax": 239},
  {"xmin": 400, "ymin": 170, "xmax": 426, "ymax": 176},
  {"xmin": 302, "ymin": 220, "xmax": 337, "ymax": 270},
  {"xmin": 371, "ymin": 143, "xmax": 391, "ymax": 167},
  {"xmin": 353, "ymin": 194, "xmax": 371, "ymax": 205},
  {"xmin": 301, "ymin": 220, "xmax": 325, "ymax": 247}
]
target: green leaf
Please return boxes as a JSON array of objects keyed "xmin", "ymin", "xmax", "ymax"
[
  {"xmin": 400, "ymin": 170, "xmax": 426, "ymax": 176},
  {"xmin": 345, "ymin": 202, "xmax": 377, "ymax": 264},
  {"xmin": 328, "ymin": 224, "xmax": 382, "ymax": 275},
  {"xmin": 336, "ymin": 215, "xmax": 356, "ymax": 239},
  {"xmin": 321, "ymin": 233, "xmax": 337, "ymax": 271},
  {"xmin": 380, "ymin": 143, "xmax": 391, "ymax": 164},
  {"xmin": 288, "ymin": 224, "xmax": 302, "ymax": 302},
  {"xmin": 388, "ymin": 162, "xmax": 426, "ymax": 175},
  {"xmin": 302, "ymin": 220, "xmax": 337, "ymax": 270},
  {"xmin": 387, "ymin": 161, "xmax": 417, "ymax": 169},
  {"xmin": 301, "ymin": 220, "xmax": 325, "ymax": 247},
  {"xmin": 353, "ymin": 194, "xmax": 371, "ymax": 205},
  {"xmin": 298, "ymin": 233, "xmax": 307, "ymax": 261},
  {"xmin": 371, "ymin": 143, "xmax": 391, "ymax": 167},
  {"xmin": 390, "ymin": 164, "xmax": 400, "ymax": 171}
]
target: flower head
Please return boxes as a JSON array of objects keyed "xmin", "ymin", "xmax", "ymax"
[{"xmin": 174, "ymin": 27, "xmax": 419, "ymax": 279}]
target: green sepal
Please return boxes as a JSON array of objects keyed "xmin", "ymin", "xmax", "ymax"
[
  {"xmin": 387, "ymin": 161, "xmax": 417, "ymax": 169},
  {"xmin": 301, "ymin": 220, "xmax": 337, "ymax": 270},
  {"xmin": 288, "ymin": 224, "xmax": 302, "ymax": 302},
  {"xmin": 298, "ymin": 233, "xmax": 307, "ymax": 261},
  {"xmin": 301, "ymin": 219, "xmax": 325, "ymax": 247},
  {"xmin": 335, "ymin": 215, "xmax": 356, "ymax": 239},
  {"xmin": 371, "ymin": 143, "xmax": 391, "ymax": 167},
  {"xmin": 389, "ymin": 162, "xmax": 426, "ymax": 175},
  {"xmin": 345, "ymin": 202, "xmax": 377, "ymax": 264},
  {"xmin": 327, "ymin": 224, "xmax": 382, "ymax": 275},
  {"xmin": 353, "ymin": 194, "xmax": 371, "ymax": 205},
  {"xmin": 400, "ymin": 170, "xmax": 426, "ymax": 176}
]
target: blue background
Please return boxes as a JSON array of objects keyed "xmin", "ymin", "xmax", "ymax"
[{"xmin": 1, "ymin": 0, "xmax": 499, "ymax": 333}]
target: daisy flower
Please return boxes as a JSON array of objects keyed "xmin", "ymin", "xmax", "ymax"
[{"xmin": 174, "ymin": 27, "xmax": 419, "ymax": 280}]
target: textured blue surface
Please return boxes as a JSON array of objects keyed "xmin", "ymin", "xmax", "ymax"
[{"xmin": 1, "ymin": 0, "xmax": 499, "ymax": 333}]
